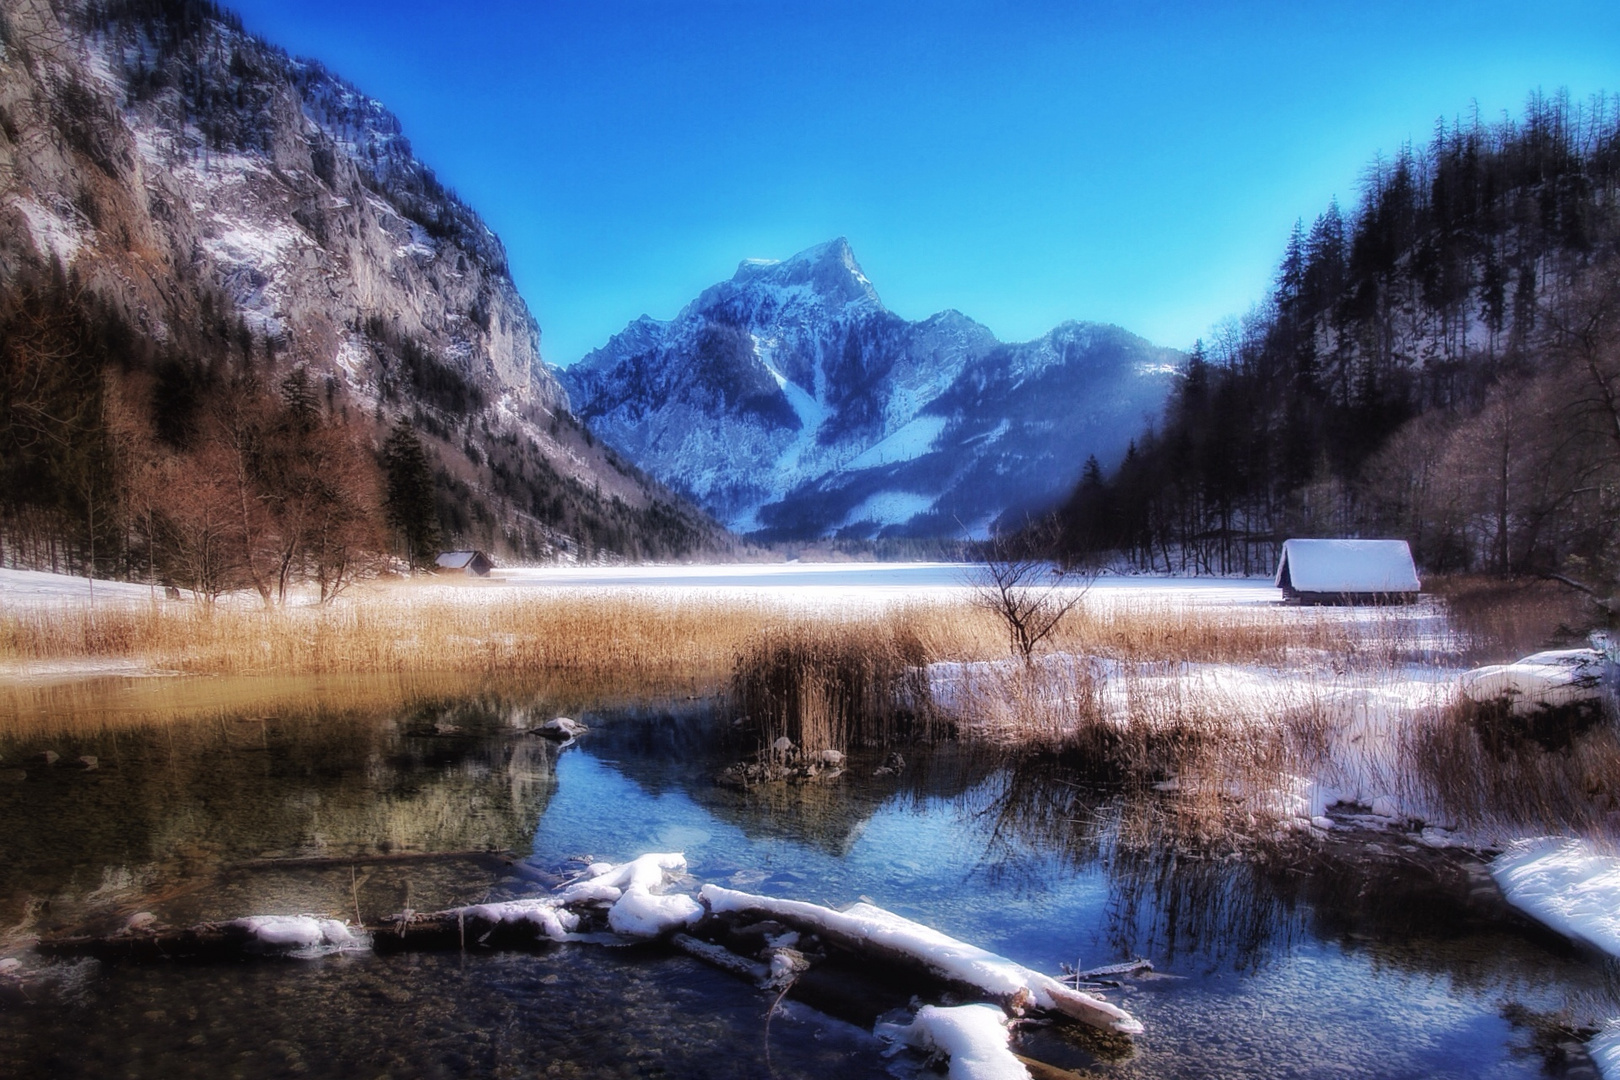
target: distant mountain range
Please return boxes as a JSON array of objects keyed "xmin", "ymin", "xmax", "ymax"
[{"xmin": 562, "ymin": 239, "xmax": 1180, "ymax": 540}]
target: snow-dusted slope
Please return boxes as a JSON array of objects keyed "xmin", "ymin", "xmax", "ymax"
[
  {"xmin": 563, "ymin": 240, "xmax": 1178, "ymax": 539},
  {"xmin": 0, "ymin": 0, "xmax": 721, "ymax": 559}
]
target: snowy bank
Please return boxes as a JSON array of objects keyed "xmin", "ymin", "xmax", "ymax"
[
  {"xmin": 1491, "ymin": 838, "xmax": 1620, "ymax": 957},
  {"xmin": 1461, "ymin": 649, "xmax": 1610, "ymax": 715}
]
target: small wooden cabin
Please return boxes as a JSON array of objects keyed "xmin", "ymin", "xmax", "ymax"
[
  {"xmin": 1274, "ymin": 539, "xmax": 1420, "ymax": 605},
  {"xmin": 435, "ymin": 550, "xmax": 495, "ymax": 577}
]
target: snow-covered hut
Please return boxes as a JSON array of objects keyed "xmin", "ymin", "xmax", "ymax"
[
  {"xmin": 1273, "ymin": 539, "xmax": 1420, "ymax": 605},
  {"xmin": 435, "ymin": 550, "xmax": 495, "ymax": 577}
]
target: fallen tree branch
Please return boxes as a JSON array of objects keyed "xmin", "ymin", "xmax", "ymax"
[{"xmin": 699, "ymin": 885, "xmax": 1141, "ymax": 1035}]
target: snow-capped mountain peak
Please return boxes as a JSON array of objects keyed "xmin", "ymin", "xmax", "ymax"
[
  {"xmin": 699, "ymin": 236, "xmax": 883, "ymax": 319},
  {"xmin": 561, "ymin": 240, "xmax": 1180, "ymax": 540}
]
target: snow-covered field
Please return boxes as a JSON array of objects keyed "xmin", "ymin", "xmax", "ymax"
[
  {"xmin": 2, "ymin": 562, "xmax": 1297, "ymax": 611},
  {"xmin": 0, "ymin": 567, "xmax": 168, "ymax": 606},
  {"xmin": 480, "ymin": 563, "xmax": 1288, "ymax": 609}
]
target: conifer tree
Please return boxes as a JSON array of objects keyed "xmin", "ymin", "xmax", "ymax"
[{"xmin": 381, "ymin": 418, "xmax": 439, "ymax": 568}]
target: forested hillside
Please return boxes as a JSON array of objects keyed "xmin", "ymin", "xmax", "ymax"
[
  {"xmin": 0, "ymin": 0, "xmax": 723, "ymax": 596},
  {"xmin": 1059, "ymin": 92, "xmax": 1620, "ymax": 594}
]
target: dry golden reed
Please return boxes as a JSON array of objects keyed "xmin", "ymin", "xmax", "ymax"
[
  {"xmin": 729, "ymin": 617, "xmax": 938, "ymax": 751},
  {"xmin": 2, "ymin": 583, "xmax": 1386, "ymax": 678}
]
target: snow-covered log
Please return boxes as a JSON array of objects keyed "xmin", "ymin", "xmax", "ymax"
[
  {"xmin": 698, "ymin": 885, "xmax": 1141, "ymax": 1035},
  {"xmin": 388, "ymin": 851, "xmax": 701, "ymax": 946},
  {"xmin": 37, "ymin": 916, "xmax": 368, "ymax": 962}
]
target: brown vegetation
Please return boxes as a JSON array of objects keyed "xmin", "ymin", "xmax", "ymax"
[
  {"xmin": 1428, "ymin": 575, "xmax": 1596, "ymax": 664},
  {"xmin": 1403, "ymin": 694, "xmax": 1620, "ymax": 838},
  {"xmin": 729, "ymin": 619, "xmax": 938, "ymax": 752}
]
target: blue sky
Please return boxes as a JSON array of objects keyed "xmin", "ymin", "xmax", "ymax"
[{"xmin": 226, "ymin": 1, "xmax": 1619, "ymax": 365}]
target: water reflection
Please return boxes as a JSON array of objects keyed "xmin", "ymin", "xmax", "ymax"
[
  {"xmin": 1, "ymin": 682, "xmax": 1617, "ymax": 1079},
  {"xmin": 0, "ymin": 679, "xmax": 560, "ymax": 936}
]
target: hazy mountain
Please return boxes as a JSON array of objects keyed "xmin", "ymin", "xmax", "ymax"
[{"xmin": 563, "ymin": 238, "xmax": 1178, "ymax": 540}]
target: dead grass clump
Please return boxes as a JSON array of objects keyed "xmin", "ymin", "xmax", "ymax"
[
  {"xmin": 1403, "ymin": 693, "xmax": 1620, "ymax": 837},
  {"xmin": 1430, "ymin": 575, "xmax": 1595, "ymax": 664},
  {"xmin": 729, "ymin": 620, "xmax": 938, "ymax": 752}
]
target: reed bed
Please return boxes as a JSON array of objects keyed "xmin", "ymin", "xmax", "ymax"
[
  {"xmin": 1429, "ymin": 575, "xmax": 1594, "ymax": 664},
  {"xmin": 0, "ymin": 591, "xmax": 975, "ymax": 689},
  {"xmin": 1, "ymin": 584, "xmax": 1424, "ymax": 679},
  {"xmin": 8, "ymin": 574, "xmax": 1611, "ymax": 846},
  {"xmin": 1046, "ymin": 601, "xmax": 1363, "ymax": 666},
  {"xmin": 1401, "ymin": 694, "xmax": 1620, "ymax": 839},
  {"xmin": 729, "ymin": 617, "xmax": 938, "ymax": 751}
]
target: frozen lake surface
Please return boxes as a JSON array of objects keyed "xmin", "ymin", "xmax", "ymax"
[{"xmin": 487, "ymin": 563, "xmax": 1286, "ymax": 607}]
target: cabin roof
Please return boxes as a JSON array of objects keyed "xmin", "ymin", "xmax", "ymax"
[
  {"xmin": 435, "ymin": 550, "xmax": 489, "ymax": 570},
  {"xmin": 1274, "ymin": 539, "xmax": 1420, "ymax": 594}
]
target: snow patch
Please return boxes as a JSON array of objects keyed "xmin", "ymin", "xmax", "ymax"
[
  {"xmin": 1492, "ymin": 838, "xmax": 1620, "ymax": 958},
  {"xmin": 882, "ymin": 1004, "xmax": 1028, "ymax": 1080},
  {"xmin": 845, "ymin": 415, "xmax": 948, "ymax": 470},
  {"xmin": 10, "ymin": 196, "xmax": 85, "ymax": 264},
  {"xmin": 840, "ymin": 491, "xmax": 937, "ymax": 529},
  {"xmin": 230, "ymin": 916, "xmax": 368, "ymax": 958}
]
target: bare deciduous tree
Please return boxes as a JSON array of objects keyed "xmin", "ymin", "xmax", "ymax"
[{"xmin": 970, "ymin": 525, "xmax": 1096, "ymax": 667}]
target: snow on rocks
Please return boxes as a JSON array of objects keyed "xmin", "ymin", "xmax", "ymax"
[
  {"xmin": 1460, "ymin": 649, "xmax": 1610, "ymax": 715},
  {"xmin": 881, "ymin": 1003, "xmax": 1029, "ymax": 1080},
  {"xmin": 534, "ymin": 716, "xmax": 588, "ymax": 741},
  {"xmin": 698, "ymin": 885, "xmax": 1142, "ymax": 1034},
  {"xmin": 1491, "ymin": 838, "xmax": 1620, "ymax": 958},
  {"xmin": 228, "ymin": 916, "xmax": 368, "ymax": 958}
]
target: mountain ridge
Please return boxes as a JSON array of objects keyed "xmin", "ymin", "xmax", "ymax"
[
  {"xmin": 562, "ymin": 238, "xmax": 1178, "ymax": 540},
  {"xmin": 0, "ymin": 0, "xmax": 723, "ymax": 575}
]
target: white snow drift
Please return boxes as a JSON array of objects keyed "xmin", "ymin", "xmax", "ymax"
[
  {"xmin": 1460, "ymin": 648, "xmax": 1609, "ymax": 715},
  {"xmin": 881, "ymin": 1003, "xmax": 1028, "ymax": 1080},
  {"xmin": 1491, "ymin": 838, "xmax": 1620, "ymax": 958}
]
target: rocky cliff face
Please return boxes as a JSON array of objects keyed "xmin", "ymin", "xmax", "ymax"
[
  {"xmin": 563, "ymin": 239, "xmax": 1179, "ymax": 540},
  {"xmin": 0, "ymin": 0, "xmax": 718, "ymax": 560}
]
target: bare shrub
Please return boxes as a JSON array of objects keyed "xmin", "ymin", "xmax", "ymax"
[{"xmin": 969, "ymin": 528, "xmax": 1094, "ymax": 666}]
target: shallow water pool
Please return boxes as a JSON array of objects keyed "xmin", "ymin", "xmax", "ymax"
[{"xmin": 0, "ymin": 679, "xmax": 1611, "ymax": 1078}]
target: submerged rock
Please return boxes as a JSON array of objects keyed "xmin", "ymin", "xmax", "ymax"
[{"xmin": 873, "ymin": 751, "xmax": 906, "ymax": 777}]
